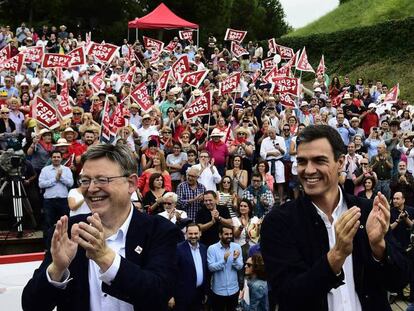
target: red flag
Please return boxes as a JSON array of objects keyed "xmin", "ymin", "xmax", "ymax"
[
  {"xmin": 278, "ymin": 62, "xmax": 292, "ymax": 77},
  {"xmin": 263, "ymin": 66, "xmax": 279, "ymax": 83},
  {"xmin": 0, "ymin": 44, "xmax": 11, "ymax": 63},
  {"xmin": 149, "ymin": 50, "xmax": 161, "ymax": 65},
  {"xmin": 56, "ymin": 81, "xmax": 73, "ymax": 119},
  {"xmin": 279, "ymin": 93, "xmax": 297, "ymax": 109},
  {"xmin": 261, "ymin": 57, "xmax": 275, "ymax": 71},
  {"xmin": 22, "ymin": 46, "xmax": 43, "ymax": 63},
  {"xmin": 171, "ymin": 54, "xmax": 190, "ymax": 82},
  {"xmin": 122, "ymin": 65, "xmax": 137, "ymax": 84},
  {"xmin": 316, "ymin": 55, "xmax": 325, "ymax": 77},
  {"xmin": 87, "ymin": 42, "xmax": 118, "ymax": 63},
  {"xmin": 130, "ymin": 82, "xmax": 152, "ymax": 112},
  {"xmin": 143, "ymin": 36, "xmax": 164, "ymax": 53},
  {"xmin": 183, "ymin": 91, "xmax": 212, "ymax": 119},
  {"xmin": 251, "ymin": 70, "xmax": 261, "ymax": 84},
  {"xmin": 33, "ymin": 96, "xmax": 60, "ymax": 129},
  {"xmin": 126, "ymin": 44, "xmax": 136, "ymax": 64},
  {"xmin": 224, "ymin": 28, "xmax": 247, "ymax": 43},
  {"xmin": 85, "ymin": 32, "xmax": 92, "ymax": 48},
  {"xmin": 100, "ymin": 97, "xmax": 115, "ymax": 141},
  {"xmin": 55, "ymin": 68, "xmax": 64, "ymax": 85},
  {"xmin": 276, "ymin": 44, "xmax": 295, "ymax": 60},
  {"xmin": 62, "ymin": 154, "xmax": 75, "ymax": 168},
  {"xmin": 155, "ymin": 69, "xmax": 171, "ymax": 98},
  {"xmin": 111, "ymin": 101, "xmax": 128, "ymax": 129},
  {"xmin": 383, "ymin": 84, "xmax": 399, "ymax": 104},
  {"xmin": 90, "ymin": 70, "xmax": 105, "ymax": 92},
  {"xmin": 270, "ymin": 77, "xmax": 300, "ymax": 97},
  {"xmin": 296, "ymin": 47, "xmax": 314, "ymax": 73},
  {"xmin": 332, "ymin": 91, "xmax": 346, "ymax": 107},
  {"xmin": 0, "ymin": 53, "xmax": 25, "ymax": 72},
  {"xmin": 179, "ymin": 30, "xmax": 193, "ymax": 41},
  {"xmin": 68, "ymin": 46, "xmax": 86, "ymax": 67},
  {"xmin": 182, "ymin": 70, "xmax": 209, "ymax": 88},
  {"xmin": 42, "ymin": 53, "xmax": 72, "ymax": 69},
  {"xmin": 165, "ymin": 40, "xmax": 178, "ymax": 52},
  {"xmin": 230, "ymin": 41, "xmax": 249, "ymax": 58},
  {"xmin": 219, "ymin": 72, "xmax": 241, "ymax": 95},
  {"xmin": 268, "ymin": 38, "xmax": 277, "ymax": 54}
]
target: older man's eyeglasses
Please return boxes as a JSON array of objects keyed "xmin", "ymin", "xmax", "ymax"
[{"xmin": 79, "ymin": 175, "xmax": 128, "ymax": 187}]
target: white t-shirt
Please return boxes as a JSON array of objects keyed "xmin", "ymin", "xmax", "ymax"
[
  {"xmin": 166, "ymin": 152, "xmax": 187, "ymax": 181},
  {"xmin": 68, "ymin": 188, "xmax": 91, "ymax": 216}
]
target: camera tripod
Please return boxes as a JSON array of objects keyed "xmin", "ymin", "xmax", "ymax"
[{"xmin": 0, "ymin": 176, "xmax": 36, "ymax": 237}]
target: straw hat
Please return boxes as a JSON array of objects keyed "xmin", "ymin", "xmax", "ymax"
[{"xmin": 53, "ymin": 138, "xmax": 70, "ymax": 147}]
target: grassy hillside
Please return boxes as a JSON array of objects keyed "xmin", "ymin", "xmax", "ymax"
[{"xmin": 286, "ymin": 0, "xmax": 414, "ymax": 37}]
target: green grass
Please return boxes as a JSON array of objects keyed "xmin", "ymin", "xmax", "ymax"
[{"xmin": 285, "ymin": 0, "xmax": 414, "ymax": 37}]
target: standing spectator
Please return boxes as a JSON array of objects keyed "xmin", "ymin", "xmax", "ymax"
[
  {"xmin": 158, "ymin": 192, "xmax": 188, "ymax": 232},
  {"xmin": 390, "ymin": 161, "xmax": 414, "ymax": 206},
  {"xmin": 38, "ymin": 150, "xmax": 74, "ymax": 236},
  {"xmin": 225, "ymin": 155, "xmax": 248, "ymax": 198},
  {"xmin": 334, "ymin": 113, "xmax": 356, "ymax": 146},
  {"xmin": 137, "ymin": 153, "xmax": 171, "ymax": 198},
  {"xmin": 67, "ymin": 186, "xmax": 91, "ymax": 216},
  {"xmin": 192, "ymin": 150, "xmax": 222, "ymax": 191},
  {"xmin": 239, "ymin": 253, "xmax": 269, "ymax": 311},
  {"xmin": 365, "ymin": 127, "xmax": 384, "ymax": 160},
  {"xmin": 166, "ymin": 141, "xmax": 188, "ymax": 191},
  {"xmin": 16, "ymin": 22, "xmax": 30, "ymax": 45},
  {"xmin": 26, "ymin": 128, "xmax": 53, "ymax": 174},
  {"xmin": 177, "ymin": 167, "xmax": 206, "ymax": 221},
  {"xmin": 259, "ymin": 127, "xmax": 286, "ymax": 203},
  {"xmin": 196, "ymin": 191, "xmax": 232, "ymax": 247},
  {"xmin": 357, "ymin": 176, "xmax": 376, "ymax": 200},
  {"xmin": 207, "ymin": 226, "xmax": 243, "ymax": 311},
  {"xmin": 0, "ymin": 106, "xmax": 16, "ymax": 150},
  {"xmin": 370, "ymin": 142, "xmax": 393, "ymax": 199},
  {"xmin": 360, "ymin": 103, "xmax": 379, "ymax": 136},
  {"xmin": 0, "ymin": 75, "xmax": 19, "ymax": 99},
  {"xmin": 205, "ymin": 129, "xmax": 229, "ymax": 177},
  {"xmin": 142, "ymin": 172, "xmax": 167, "ymax": 215},
  {"xmin": 343, "ymin": 142, "xmax": 362, "ymax": 194},
  {"xmin": 242, "ymin": 173, "xmax": 274, "ymax": 218},
  {"xmin": 170, "ymin": 223, "xmax": 209, "ymax": 311}
]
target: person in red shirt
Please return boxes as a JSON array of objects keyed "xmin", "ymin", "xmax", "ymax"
[
  {"xmin": 360, "ymin": 103, "xmax": 379, "ymax": 136},
  {"xmin": 205, "ymin": 129, "xmax": 229, "ymax": 177}
]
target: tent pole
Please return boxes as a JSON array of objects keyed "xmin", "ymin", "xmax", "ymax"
[
  {"xmin": 136, "ymin": 29, "xmax": 138, "ymax": 42},
  {"xmin": 197, "ymin": 28, "xmax": 199, "ymax": 48},
  {"xmin": 127, "ymin": 28, "xmax": 130, "ymax": 41}
]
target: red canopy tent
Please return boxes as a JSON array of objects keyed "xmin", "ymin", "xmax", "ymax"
[{"xmin": 128, "ymin": 3, "xmax": 199, "ymax": 45}]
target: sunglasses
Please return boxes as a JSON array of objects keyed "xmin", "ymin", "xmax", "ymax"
[{"xmin": 245, "ymin": 263, "xmax": 253, "ymax": 267}]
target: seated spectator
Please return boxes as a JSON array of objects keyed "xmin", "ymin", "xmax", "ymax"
[
  {"xmin": 141, "ymin": 172, "xmax": 168, "ymax": 214},
  {"xmin": 242, "ymin": 173, "xmax": 274, "ymax": 218}
]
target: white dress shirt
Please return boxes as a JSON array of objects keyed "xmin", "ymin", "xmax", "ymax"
[
  {"xmin": 313, "ymin": 187, "xmax": 362, "ymax": 311},
  {"xmin": 192, "ymin": 163, "xmax": 221, "ymax": 191},
  {"xmin": 259, "ymin": 136, "xmax": 286, "ymax": 161}
]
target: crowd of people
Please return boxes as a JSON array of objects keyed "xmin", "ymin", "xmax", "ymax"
[{"xmin": 0, "ymin": 22, "xmax": 413, "ymax": 310}]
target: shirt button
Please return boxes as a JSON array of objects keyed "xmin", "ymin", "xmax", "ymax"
[{"xmin": 104, "ymin": 294, "xmax": 107, "ymax": 297}]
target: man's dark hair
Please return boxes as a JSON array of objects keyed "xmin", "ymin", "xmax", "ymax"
[
  {"xmin": 297, "ymin": 125, "xmax": 346, "ymax": 161},
  {"xmin": 251, "ymin": 172, "xmax": 263, "ymax": 181},
  {"xmin": 219, "ymin": 224, "xmax": 233, "ymax": 235},
  {"xmin": 186, "ymin": 222, "xmax": 201, "ymax": 232},
  {"xmin": 187, "ymin": 149, "xmax": 197, "ymax": 156},
  {"xmin": 51, "ymin": 150, "xmax": 62, "ymax": 157},
  {"xmin": 83, "ymin": 129, "xmax": 95, "ymax": 137},
  {"xmin": 204, "ymin": 190, "xmax": 217, "ymax": 199}
]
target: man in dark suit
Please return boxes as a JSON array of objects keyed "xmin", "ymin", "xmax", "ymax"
[
  {"xmin": 261, "ymin": 125, "xmax": 410, "ymax": 311},
  {"xmin": 22, "ymin": 144, "xmax": 181, "ymax": 311},
  {"xmin": 169, "ymin": 223, "xmax": 209, "ymax": 311}
]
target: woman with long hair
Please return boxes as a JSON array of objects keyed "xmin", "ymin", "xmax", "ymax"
[
  {"xmin": 142, "ymin": 172, "xmax": 167, "ymax": 214},
  {"xmin": 256, "ymin": 160, "xmax": 274, "ymax": 191},
  {"xmin": 329, "ymin": 76, "xmax": 341, "ymax": 98},
  {"xmin": 217, "ymin": 175, "xmax": 239, "ymax": 221},
  {"xmin": 233, "ymin": 199, "xmax": 261, "ymax": 260},
  {"xmin": 0, "ymin": 106, "xmax": 16, "ymax": 150},
  {"xmin": 239, "ymin": 253, "xmax": 268, "ymax": 311},
  {"xmin": 357, "ymin": 176, "xmax": 376, "ymax": 200},
  {"xmin": 226, "ymin": 155, "xmax": 248, "ymax": 198},
  {"xmin": 137, "ymin": 152, "xmax": 172, "ymax": 198}
]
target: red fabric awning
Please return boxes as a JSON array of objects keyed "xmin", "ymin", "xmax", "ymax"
[{"xmin": 128, "ymin": 3, "xmax": 199, "ymax": 30}]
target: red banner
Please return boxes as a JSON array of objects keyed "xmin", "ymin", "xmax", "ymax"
[
  {"xmin": 90, "ymin": 70, "xmax": 105, "ymax": 92},
  {"xmin": 276, "ymin": 44, "xmax": 295, "ymax": 60},
  {"xmin": 42, "ymin": 53, "xmax": 72, "ymax": 69},
  {"xmin": 230, "ymin": 41, "xmax": 249, "ymax": 58},
  {"xmin": 122, "ymin": 65, "xmax": 137, "ymax": 84},
  {"xmin": 268, "ymin": 38, "xmax": 277, "ymax": 54},
  {"xmin": 332, "ymin": 91, "xmax": 346, "ymax": 107},
  {"xmin": 0, "ymin": 44, "xmax": 11, "ymax": 63},
  {"xmin": 182, "ymin": 70, "xmax": 209, "ymax": 88},
  {"xmin": 270, "ymin": 77, "xmax": 300, "ymax": 97},
  {"xmin": 296, "ymin": 47, "xmax": 314, "ymax": 73},
  {"xmin": 263, "ymin": 66, "xmax": 279, "ymax": 83},
  {"xmin": 100, "ymin": 97, "xmax": 115, "ymax": 141},
  {"xmin": 179, "ymin": 30, "xmax": 193, "ymax": 41},
  {"xmin": 23, "ymin": 46, "xmax": 43, "ymax": 63},
  {"xmin": 130, "ymin": 82, "xmax": 152, "ymax": 112},
  {"xmin": 171, "ymin": 54, "xmax": 190, "ymax": 82},
  {"xmin": 183, "ymin": 91, "xmax": 212, "ymax": 119},
  {"xmin": 143, "ymin": 36, "xmax": 164, "ymax": 53},
  {"xmin": 165, "ymin": 40, "xmax": 178, "ymax": 52},
  {"xmin": 33, "ymin": 96, "xmax": 60, "ymax": 129},
  {"xmin": 87, "ymin": 42, "xmax": 118, "ymax": 63},
  {"xmin": 219, "ymin": 72, "xmax": 241, "ymax": 95},
  {"xmin": 251, "ymin": 70, "xmax": 261, "ymax": 84},
  {"xmin": 111, "ymin": 102, "xmax": 127, "ymax": 129},
  {"xmin": 383, "ymin": 84, "xmax": 399, "ymax": 104},
  {"xmin": 68, "ymin": 46, "xmax": 86, "ymax": 67},
  {"xmin": 57, "ymin": 81, "xmax": 72, "ymax": 119},
  {"xmin": 316, "ymin": 55, "xmax": 325, "ymax": 77},
  {"xmin": 155, "ymin": 69, "xmax": 171, "ymax": 98},
  {"xmin": 278, "ymin": 62, "xmax": 292, "ymax": 77},
  {"xmin": 279, "ymin": 93, "xmax": 297, "ymax": 109},
  {"xmin": 224, "ymin": 28, "xmax": 247, "ymax": 43},
  {"xmin": 0, "ymin": 53, "xmax": 25, "ymax": 72},
  {"xmin": 261, "ymin": 57, "xmax": 275, "ymax": 71}
]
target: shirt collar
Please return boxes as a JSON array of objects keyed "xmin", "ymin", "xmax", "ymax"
[
  {"xmin": 188, "ymin": 241, "xmax": 199, "ymax": 250},
  {"xmin": 106, "ymin": 204, "xmax": 134, "ymax": 244},
  {"xmin": 313, "ymin": 186, "xmax": 347, "ymax": 225}
]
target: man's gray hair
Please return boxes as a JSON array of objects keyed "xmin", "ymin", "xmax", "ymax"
[
  {"xmin": 163, "ymin": 192, "xmax": 178, "ymax": 203},
  {"xmin": 81, "ymin": 143, "xmax": 137, "ymax": 176}
]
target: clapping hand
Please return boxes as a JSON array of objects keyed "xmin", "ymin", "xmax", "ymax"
[{"xmin": 366, "ymin": 192, "xmax": 390, "ymax": 260}]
